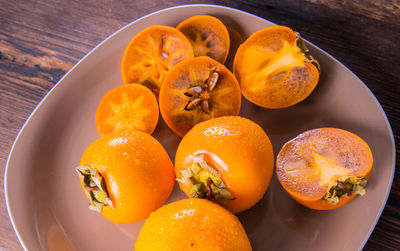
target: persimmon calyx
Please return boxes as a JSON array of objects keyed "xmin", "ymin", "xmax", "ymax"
[
  {"xmin": 323, "ymin": 176, "xmax": 367, "ymax": 205},
  {"xmin": 76, "ymin": 166, "xmax": 114, "ymax": 212},
  {"xmin": 295, "ymin": 32, "xmax": 321, "ymax": 72},
  {"xmin": 184, "ymin": 71, "xmax": 219, "ymax": 113},
  {"xmin": 177, "ymin": 155, "xmax": 234, "ymax": 205}
]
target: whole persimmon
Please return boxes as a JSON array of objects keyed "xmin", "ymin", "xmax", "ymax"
[
  {"xmin": 95, "ymin": 84, "xmax": 159, "ymax": 136},
  {"xmin": 159, "ymin": 56, "xmax": 241, "ymax": 137},
  {"xmin": 174, "ymin": 116, "xmax": 274, "ymax": 213},
  {"xmin": 76, "ymin": 130, "xmax": 175, "ymax": 224},
  {"xmin": 233, "ymin": 26, "xmax": 320, "ymax": 109},
  {"xmin": 135, "ymin": 198, "xmax": 252, "ymax": 250},
  {"xmin": 276, "ymin": 128, "xmax": 373, "ymax": 210}
]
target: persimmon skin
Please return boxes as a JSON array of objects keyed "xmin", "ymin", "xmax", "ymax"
[
  {"xmin": 79, "ymin": 131, "xmax": 175, "ymax": 223},
  {"xmin": 291, "ymin": 192, "xmax": 357, "ymax": 210},
  {"xmin": 276, "ymin": 128, "xmax": 373, "ymax": 210},
  {"xmin": 175, "ymin": 116, "xmax": 274, "ymax": 213},
  {"xmin": 95, "ymin": 84, "xmax": 159, "ymax": 136},
  {"xmin": 177, "ymin": 15, "xmax": 230, "ymax": 64},
  {"xmin": 233, "ymin": 26, "xmax": 320, "ymax": 109},
  {"xmin": 135, "ymin": 198, "xmax": 252, "ymax": 251}
]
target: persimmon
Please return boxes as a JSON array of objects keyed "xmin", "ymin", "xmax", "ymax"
[
  {"xmin": 95, "ymin": 84, "xmax": 159, "ymax": 136},
  {"xmin": 76, "ymin": 130, "xmax": 175, "ymax": 224},
  {"xmin": 233, "ymin": 26, "xmax": 320, "ymax": 109},
  {"xmin": 135, "ymin": 198, "xmax": 252, "ymax": 250},
  {"xmin": 121, "ymin": 25, "xmax": 194, "ymax": 97},
  {"xmin": 276, "ymin": 128, "xmax": 373, "ymax": 210},
  {"xmin": 174, "ymin": 116, "xmax": 274, "ymax": 213},
  {"xmin": 159, "ymin": 56, "xmax": 241, "ymax": 137},
  {"xmin": 177, "ymin": 15, "xmax": 230, "ymax": 64}
]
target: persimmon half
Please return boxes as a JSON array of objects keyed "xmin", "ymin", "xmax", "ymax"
[
  {"xmin": 76, "ymin": 130, "xmax": 175, "ymax": 224},
  {"xmin": 276, "ymin": 128, "xmax": 373, "ymax": 210},
  {"xmin": 95, "ymin": 84, "xmax": 159, "ymax": 136},
  {"xmin": 135, "ymin": 198, "xmax": 252, "ymax": 251},
  {"xmin": 159, "ymin": 56, "xmax": 241, "ymax": 137},
  {"xmin": 233, "ymin": 26, "xmax": 320, "ymax": 109},
  {"xmin": 121, "ymin": 25, "xmax": 194, "ymax": 97},
  {"xmin": 175, "ymin": 116, "xmax": 274, "ymax": 213},
  {"xmin": 177, "ymin": 15, "xmax": 230, "ymax": 64}
]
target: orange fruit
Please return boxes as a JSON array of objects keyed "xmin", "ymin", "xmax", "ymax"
[
  {"xmin": 159, "ymin": 56, "xmax": 241, "ymax": 137},
  {"xmin": 95, "ymin": 84, "xmax": 159, "ymax": 136},
  {"xmin": 177, "ymin": 15, "xmax": 230, "ymax": 64},
  {"xmin": 276, "ymin": 128, "xmax": 373, "ymax": 210},
  {"xmin": 233, "ymin": 26, "xmax": 320, "ymax": 109},
  {"xmin": 121, "ymin": 25, "xmax": 194, "ymax": 97},
  {"xmin": 175, "ymin": 116, "xmax": 274, "ymax": 213},
  {"xmin": 76, "ymin": 130, "xmax": 175, "ymax": 223},
  {"xmin": 135, "ymin": 198, "xmax": 252, "ymax": 250}
]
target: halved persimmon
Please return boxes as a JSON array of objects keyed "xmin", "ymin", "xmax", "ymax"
[
  {"xmin": 175, "ymin": 116, "xmax": 274, "ymax": 213},
  {"xmin": 95, "ymin": 84, "xmax": 159, "ymax": 136},
  {"xmin": 76, "ymin": 130, "xmax": 175, "ymax": 224},
  {"xmin": 135, "ymin": 198, "xmax": 252, "ymax": 250},
  {"xmin": 233, "ymin": 26, "xmax": 320, "ymax": 109},
  {"xmin": 177, "ymin": 15, "xmax": 230, "ymax": 64},
  {"xmin": 159, "ymin": 56, "xmax": 241, "ymax": 137},
  {"xmin": 276, "ymin": 128, "xmax": 373, "ymax": 210},
  {"xmin": 121, "ymin": 25, "xmax": 194, "ymax": 97}
]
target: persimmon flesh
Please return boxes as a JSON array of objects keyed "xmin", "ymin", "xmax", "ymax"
[
  {"xmin": 276, "ymin": 128, "xmax": 373, "ymax": 210},
  {"xmin": 121, "ymin": 25, "xmax": 194, "ymax": 97},
  {"xmin": 95, "ymin": 84, "xmax": 159, "ymax": 136},
  {"xmin": 159, "ymin": 56, "xmax": 241, "ymax": 137},
  {"xmin": 175, "ymin": 116, "xmax": 274, "ymax": 213},
  {"xmin": 177, "ymin": 15, "xmax": 230, "ymax": 64},
  {"xmin": 233, "ymin": 26, "xmax": 320, "ymax": 109}
]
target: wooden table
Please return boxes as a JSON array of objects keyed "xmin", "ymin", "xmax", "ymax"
[{"xmin": 0, "ymin": 1, "xmax": 399, "ymax": 250}]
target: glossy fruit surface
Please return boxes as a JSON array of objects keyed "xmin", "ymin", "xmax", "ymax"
[
  {"xmin": 135, "ymin": 198, "xmax": 252, "ymax": 251},
  {"xmin": 77, "ymin": 131, "xmax": 175, "ymax": 223},
  {"xmin": 159, "ymin": 56, "xmax": 241, "ymax": 137},
  {"xmin": 121, "ymin": 25, "xmax": 194, "ymax": 97},
  {"xmin": 276, "ymin": 128, "xmax": 373, "ymax": 210},
  {"xmin": 177, "ymin": 15, "xmax": 230, "ymax": 64},
  {"xmin": 95, "ymin": 84, "xmax": 159, "ymax": 136},
  {"xmin": 233, "ymin": 26, "xmax": 320, "ymax": 109},
  {"xmin": 175, "ymin": 116, "xmax": 274, "ymax": 213}
]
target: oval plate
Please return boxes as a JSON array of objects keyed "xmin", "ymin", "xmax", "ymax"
[{"xmin": 4, "ymin": 4, "xmax": 395, "ymax": 251}]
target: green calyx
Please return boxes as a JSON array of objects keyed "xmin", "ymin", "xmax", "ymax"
[
  {"xmin": 295, "ymin": 32, "xmax": 321, "ymax": 72},
  {"xmin": 76, "ymin": 166, "xmax": 113, "ymax": 213},
  {"xmin": 323, "ymin": 176, "xmax": 367, "ymax": 205},
  {"xmin": 178, "ymin": 155, "xmax": 235, "ymax": 206}
]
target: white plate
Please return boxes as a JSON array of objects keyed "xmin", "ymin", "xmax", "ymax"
[{"xmin": 5, "ymin": 4, "xmax": 395, "ymax": 251}]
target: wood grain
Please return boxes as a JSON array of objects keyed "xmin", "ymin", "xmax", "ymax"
[{"xmin": 1, "ymin": 0, "xmax": 399, "ymax": 250}]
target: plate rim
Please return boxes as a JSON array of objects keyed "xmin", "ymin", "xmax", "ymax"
[{"xmin": 4, "ymin": 3, "xmax": 396, "ymax": 250}]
